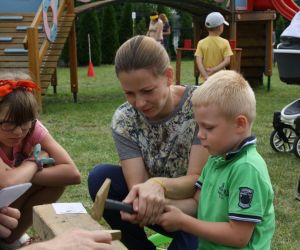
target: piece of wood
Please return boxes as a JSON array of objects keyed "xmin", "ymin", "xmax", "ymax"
[
  {"xmin": 92, "ymin": 178, "xmax": 111, "ymax": 221},
  {"xmin": 33, "ymin": 204, "xmax": 127, "ymax": 250}
]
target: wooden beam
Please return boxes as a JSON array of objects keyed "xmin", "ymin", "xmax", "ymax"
[
  {"xmin": 235, "ymin": 11, "xmax": 276, "ymax": 22},
  {"xmin": 33, "ymin": 204, "xmax": 127, "ymax": 250}
]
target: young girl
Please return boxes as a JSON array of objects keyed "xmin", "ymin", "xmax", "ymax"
[{"xmin": 0, "ymin": 71, "xmax": 81, "ymax": 248}]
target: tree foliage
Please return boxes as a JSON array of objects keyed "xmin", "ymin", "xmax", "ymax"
[
  {"xmin": 119, "ymin": 3, "xmax": 133, "ymax": 44},
  {"xmin": 101, "ymin": 5, "xmax": 119, "ymax": 64}
]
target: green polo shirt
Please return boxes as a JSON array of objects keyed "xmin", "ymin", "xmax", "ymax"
[{"xmin": 196, "ymin": 138, "xmax": 275, "ymax": 250}]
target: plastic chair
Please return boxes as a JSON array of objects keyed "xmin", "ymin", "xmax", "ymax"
[{"xmin": 148, "ymin": 233, "xmax": 172, "ymax": 250}]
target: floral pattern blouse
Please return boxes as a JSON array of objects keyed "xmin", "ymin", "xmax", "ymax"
[{"xmin": 112, "ymin": 85, "xmax": 200, "ymax": 178}]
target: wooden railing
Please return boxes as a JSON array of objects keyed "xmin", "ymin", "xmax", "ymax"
[{"xmin": 22, "ymin": 0, "xmax": 74, "ymax": 110}]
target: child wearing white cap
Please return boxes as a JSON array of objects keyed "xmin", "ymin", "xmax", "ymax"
[{"xmin": 195, "ymin": 12, "xmax": 233, "ymax": 82}]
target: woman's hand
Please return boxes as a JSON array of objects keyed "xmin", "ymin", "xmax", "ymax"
[{"xmin": 121, "ymin": 179, "xmax": 166, "ymax": 227}]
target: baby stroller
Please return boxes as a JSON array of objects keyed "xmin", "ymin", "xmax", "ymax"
[
  {"xmin": 271, "ymin": 11, "xmax": 300, "ymax": 158},
  {"xmin": 270, "ymin": 100, "xmax": 300, "ymax": 158}
]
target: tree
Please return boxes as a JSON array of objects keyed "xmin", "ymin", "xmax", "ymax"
[
  {"xmin": 101, "ymin": 5, "xmax": 119, "ymax": 64},
  {"xmin": 77, "ymin": 11, "xmax": 101, "ymax": 65},
  {"xmin": 178, "ymin": 11, "xmax": 193, "ymax": 48},
  {"xmin": 119, "ymin": 3, "xmax": 133, "ymax": 44},
  {"xmin": 135, "ymin": 17, "xmax": 147, "ymax": 35},
  {"xmin": 178, "ymin": 11, "xmax": 193, "ymax": 57}
]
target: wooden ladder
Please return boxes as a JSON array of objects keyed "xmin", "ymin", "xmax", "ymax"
[{"xmin": 0, "ymin": 0, "xmax": 78, "ymax": 110}]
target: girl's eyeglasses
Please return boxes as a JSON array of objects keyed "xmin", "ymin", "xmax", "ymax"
[{"xmin": 0, "ymin": 119, "xmax": 36, "ymax": 132}]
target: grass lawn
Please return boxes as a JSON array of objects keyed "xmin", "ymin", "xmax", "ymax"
[{"xmin": 38, "ymin": 61, "xmax": 300, "ymax": 249}]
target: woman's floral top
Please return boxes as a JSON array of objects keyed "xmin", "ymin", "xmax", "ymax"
[{"xmin": 112, "ymin": 85, "xmax": 200, "ymax": 178}]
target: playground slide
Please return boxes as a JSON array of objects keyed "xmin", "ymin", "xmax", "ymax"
[{"xmin": 271, "ymin": 0, "xmax": 300, "ymax": 21}]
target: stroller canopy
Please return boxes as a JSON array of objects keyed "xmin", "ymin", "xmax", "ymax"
[{"xmin": 281, "ymin": 11, "xmax": 300, "ymax": 38}]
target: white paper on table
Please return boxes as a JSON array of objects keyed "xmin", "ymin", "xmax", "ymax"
[
  {"xmin": 52, "ymin": 202, "xmax": 88, "ymax": 214},
  {"xmin": 0, "ymin": 183, "xmax": 32, "ymax": 208}
]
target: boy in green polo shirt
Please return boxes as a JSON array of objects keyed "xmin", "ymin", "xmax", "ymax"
[{"xmin": 158, "ymin": 70, "xmax": 275, "ymax": 249}]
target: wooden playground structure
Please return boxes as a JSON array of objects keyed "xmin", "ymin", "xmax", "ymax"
[
  {"xmin": 0, "ymin": 0, "xmax": 78, "ymax": 110},
  {"xmin": 0, "ymin": 0, "xmax": 298, "ymax": 106}
]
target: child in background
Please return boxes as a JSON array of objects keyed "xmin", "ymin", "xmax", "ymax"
[
  {"xmin": 158, "ymin": 70, "xmax": 275, "ymax": 249},
  {"xmin": 146, "ymin": 11, "xmax": 163, "ymax": 44},
  {"xmin": 0, "ymin": 71, "xmax": 81, "ymax": 249},
  {"xmin": 195, "ymin": 12, "xmax": 233, "ymax": 81}
]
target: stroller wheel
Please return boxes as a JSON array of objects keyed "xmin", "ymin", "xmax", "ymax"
[
  {"xmin": 270, "ymin": 127, "xmax": 296, "ymax": 152},
  {"xmin": 293, "ymin": 136, "xmax": 300, "ymax": 158}
]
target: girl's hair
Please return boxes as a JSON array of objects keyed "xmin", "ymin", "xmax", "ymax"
[
  {"xmin": 0, "ymin": 70, "xmax": 38, "ymax": 124},
  {"xmin": 192, "ymin": 70, "xmax": 256, "ymax": 125},
  {"xmin": 115, "ymin": 35, "xmax": 170, "ymax": 77}
]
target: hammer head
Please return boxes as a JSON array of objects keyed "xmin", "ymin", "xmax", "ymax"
[{"xmin": 91, "ymin": 178, "xmax": 111, "ymax": 221}]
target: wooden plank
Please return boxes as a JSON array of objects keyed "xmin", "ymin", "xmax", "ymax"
[
  {"xmin": 0, "ymin": 55, "xmax": 62, "ymax": 62},
  {"xmin": 242, "ymin": 67, "xmax": 264, "ymax": 77},
  {"xmin": 40, "ymin": 67, "xmax": 56, "ymax": 74},
  {"xmin": 238, "ymin": 38, "xmax": 265, "ymax": 47},
  {"xmin": 235, "ymin": 11, "xmax": 276, "ymax": 22},
  {"xmin": 240, "ymin": 48, "xmax": 265, "ymax": 57},
  {"xmin": 33, "ymin": 205, "xmax": 127, "ymax": 250},
  {"xmin": 241, "ymin": 57, "xmax": 265, "ymax": 67}
]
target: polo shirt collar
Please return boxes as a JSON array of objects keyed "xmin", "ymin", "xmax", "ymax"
[{"xmin": 225, "ymin": 135, "xmax": 257, "ymax": 160}]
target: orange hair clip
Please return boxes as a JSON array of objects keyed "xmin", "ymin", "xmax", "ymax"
[{"xmin": 0, "ymin": 80, "xmax": 40, "ymax": 97}]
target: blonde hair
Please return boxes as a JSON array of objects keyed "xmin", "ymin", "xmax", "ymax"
[
  {"xmin": 115, "ymin": 35, "xmax": 170, "ymax": 77},
  {"xmin": 159, "ymin": 13, "xmax": 168, "ymax": 23},
  {"xmin": 192, "ymin": 70, "xmax": 256, "ymax": 125}
]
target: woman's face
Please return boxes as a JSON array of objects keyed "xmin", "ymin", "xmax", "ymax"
[{"xmin": 118, "ymin": 69, "xmax": 172, "ymax": 120}]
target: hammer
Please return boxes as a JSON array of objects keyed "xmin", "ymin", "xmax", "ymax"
[{"xmin": 91, "ymin": 178, "xmax": 134, "ymax": 222}]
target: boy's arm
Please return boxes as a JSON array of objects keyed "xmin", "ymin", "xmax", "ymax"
[
  {"xmin": 181, "ymin": 215, "xmax": 255, "ymax": 247},
  {"xmin": 206, "ymin": 56, "xmax": 231, "ymax": 75},
  {"xmin": 195, "ymin": 56, "xmax": 209, "ymax": 80},
  {"xmin": 166, "ymin": 189, "xmax": 200, "ymax": 216},
  {"xmin": 159, "ymin": 208, "xmax": 255, "ymax": 248}
]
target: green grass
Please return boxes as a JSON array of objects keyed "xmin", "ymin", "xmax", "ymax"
[{"xmin": 38, "ymin": 62, "xmax": 300, "ymax": 249}]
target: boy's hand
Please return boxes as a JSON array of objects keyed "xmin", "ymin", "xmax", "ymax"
[
  {"xmin": 206, "ymin": 67, "xmax": 215, "ymax": 76},
  {"xmin": 158, "ymin": 205, "xmax": 184, "ymax": 232}
]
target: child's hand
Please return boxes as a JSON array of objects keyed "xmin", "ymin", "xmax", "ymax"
[{"xmin": 158, "ymin": 205, "xmax": 184, "ymax": 232}]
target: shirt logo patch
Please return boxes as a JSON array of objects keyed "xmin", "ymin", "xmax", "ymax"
[{"xmin": 238, "ymin": 187, "xmax": 254, "ymax": 209}]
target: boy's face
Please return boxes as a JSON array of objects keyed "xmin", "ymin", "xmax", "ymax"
[{"xmin": 194, "ymin": 104, "xmax": 242, "ymax": 156}]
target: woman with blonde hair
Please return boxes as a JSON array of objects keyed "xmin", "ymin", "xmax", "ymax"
[
  {"xmin": 88, "ymin": 35, "xmax": 209, "ymax": 250},
  {"xmin": 159, "ymin": 13, "xmax": 171, "ymax": 51}
]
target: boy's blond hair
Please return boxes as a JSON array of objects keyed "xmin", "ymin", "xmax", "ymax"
[{"xmin": 192, "ymin": 70, "xmax": 256, "ymax": 126}]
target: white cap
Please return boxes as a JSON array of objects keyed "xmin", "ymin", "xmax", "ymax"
[{"xmin": 205, "ymin": 12, "xmax": 229, "ymax": 28}]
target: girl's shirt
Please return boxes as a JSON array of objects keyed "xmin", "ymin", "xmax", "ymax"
[
  {"xmin": 0, "ymin": 120, "xmax": 48, "ymax": 167},
  {"xmin": 112, "ymin": 85, "xmax": 200, "ymax": 178},
  {"xmin": 148, "ymin": 19, "xmax": 163, "ymax": 42}
]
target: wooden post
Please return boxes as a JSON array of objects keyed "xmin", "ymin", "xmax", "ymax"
[
  {"xmin": 265, "ymin": 20, "xmax": 273, "ymax": 91},
  {"xmin": 27, "ymin": 27, "xmax": 42, "ymax": 111},
  {"xmin": 229, "ymin": 48, "xmax": 242, "ymax": 72},
  {"xmin": 193, "ymin": 15, "xmax": 200, "ymax": 85},
  {"xmin": 67, "ymin": 0, "xmax": 78, "ymax": 102}
]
